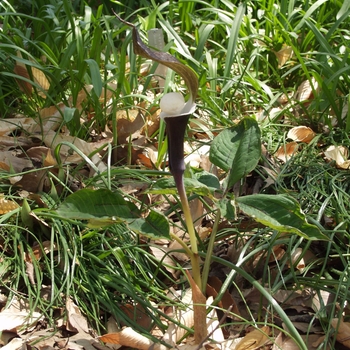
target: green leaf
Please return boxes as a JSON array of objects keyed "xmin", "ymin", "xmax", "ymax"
[
  {"xmin": 209, "ymin": 117, "xmax": 261, "ymax": 188},
  {"xmin": 336, "ymin": 0, "xmax": 350, "ymax": 20},
  {"xmin": 57, "ymin": 188, "xmax": 133, "ymax": 219},
  {"xmin": 149, "ymin": 177, "xmax": 218, "ymax": 197},
  {"xmin": 294, "ymin": 0, "xmax": 328, "ymax": 31},
  {"xmin": 217, "ymin": 197, "xmax": 236, "ymax": 221},
  {"xmin": 85, "ymin": 58, "xmax": 102, "ymax": 97},
  {"xmin": 194, "ymin": 171, "xmax": 220, "ymax": 190},
  {"xmin": 224, "ymin": 3, "xmax": 245, "ymax": 78},
  {"xmin": 63, "ymin": 106, "xmax": 77, "ymax": 123},
  {"xmin": 128, "ymin": 209, "xmax": 169, "ymax": 240},
  {"xmin": 56, "ymin": 188, "xmax": 169, "ymax": 238},
  {"xmin": 236, "ymin": 194, "xmax": 328, "ymax": 240}
]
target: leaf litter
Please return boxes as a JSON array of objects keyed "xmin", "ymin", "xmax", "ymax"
[{"xmin": 1, "ymin": 11, "xmax": 350, "ymax": 350}]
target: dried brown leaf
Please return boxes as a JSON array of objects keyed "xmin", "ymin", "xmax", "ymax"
[
  {"xmin": 287, "ymin": 126, "xmax": 316, "ymax": 143},
  {"xmin": 0, "ymin": 337, "xmax": 23, "ymax": 350},
  {"xmin": 253, "ymin": 244, "xmax": 285, "ymax": 268},
  {"xmin": 0, "ymin": 196, "xmax": 19, "ymax": 214},
  {"xmin": 324, "ymin": 145, "xmax": 350, "ymax": 169},
  {"xmin": 44, "ymin": 148, "xmax": 57, "ymax": 167},
  {"xmin": 275, "ymin": 142, "xmax": 299, "ymax": 162},
  {"xmin": 32, "ymin": 66, "xmax": 50, "ymax": 97},
  {"xmin": 331, "ymin": 318, "xmax": 350, "ymax": 348},
  {"xmin": 235, "ymin": 326, "xmax": 270, "ymax": 350},
  {"xmin": 73, "ymin": 84, "xmax": 116, "ymax": 110},
  {"xmin": 275, "ymin": 45, "xmax": 293, "ymax": 68},
  {"xmin": 25, "ymin": 260, "xmax": 36, "ymax": 285},
  {"xmin": 137, "ymin": 146, "xmax": 159, "ymax": 169},
  {"xmin": 189, "ymin": 197, "xmax": 204, "ymax": 227},
  {"xmin": 310, "ymin": 290, "xmax": 335, "ymax": 313},
  {"xmin": 119, "ymin": 303, "xmax": 153, "ymax": 331},
  {"xmin": 14, "ymin": 169, "xmax": 48, "ymax": 193},
  {"xmin": 14, "ymin": 64, "xmax": 32, "ymax": 96},
  {"xmin": 272, "ymin": 333, "xmax": 328, "ymax": 350},
  {"xmin": 289, "ymin": 248, "xmax": 316, "ymax": 272},
  {"xmin": 99, "ymin": 328, "xmax": 156, "ymax": 350},
  {"xmin": 206, "ymin": 276, "xmax": 240, "ymax": 317},
  {"xmin": 185, "ymin": 270, "xmax": 207, "ymax": 344},
  {"xmin": 149, "ymin": 246, "xmax": 177, "ymax": 276},
  {"xmin": 14, "ymin": 53, "xmax": 50, "ymax": 98},
  {"xmin": 0, "ymin": 331, "xmax": 17, "ymax": 347},
  {"xmin": 0, "ymin": 151, "xmax": 34, "ymax": 173},
  {"xmin": 65, "ymin": 298, "xmax": 89, "ymax": 333},
  {"xmin": 0, "ymin": 162, "xmax": 11, "ymax": 171},
  {"xmin": 32, "ymin": 241, "xmax": 56, "ymax": 261},
  {"xmin": 170, "ymin": 289, "xmax": 194, "ymax": 342},
  {"xmin": 294, "ymin": 78, "xmax": 319, "ymax": 102},
  {"xmin": 0, "ymin": 118, "xmax": 34, "ymax": 136},
  {"xmin": 0, "ymin": 309, "xmax": 42, "ymax": 332}
]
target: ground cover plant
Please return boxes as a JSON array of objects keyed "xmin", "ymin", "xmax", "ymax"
[{"xmin": 1, "ymin": 0, "xmax": 350, "ymax": 349}]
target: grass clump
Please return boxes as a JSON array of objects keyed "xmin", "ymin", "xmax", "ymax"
[{"xmin": 1, "ymin": 0, "xmax": 350, "ymax": 349}]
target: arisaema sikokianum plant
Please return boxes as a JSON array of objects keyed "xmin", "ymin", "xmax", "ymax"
[{"xmin": 115, "ymin": 14, "xmax": 207, "ymax": 343}]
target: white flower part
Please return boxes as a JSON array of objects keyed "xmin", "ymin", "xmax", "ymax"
[
  {"xmin": 160, "ymin": 92, "xmax": 185, "ymax": 116},
  {"xmin": 159, "ymin": 92, "xmax": 196, "ymax": 119}
]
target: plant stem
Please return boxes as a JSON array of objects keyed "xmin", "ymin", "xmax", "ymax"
[
  {"xmin": 174, "ymin": 171, "xmax": 202, "ymax": 291},
  {"xmin": 201, "ymin": 208, "xmax": 220, "ymax": 291},
  {"xmin": 165, "ymin": 112, "xmax": 206, "ymax": 344},
  {"xmin": 165, "ymin": 115, "xmax": 202, "ymax": 291}
]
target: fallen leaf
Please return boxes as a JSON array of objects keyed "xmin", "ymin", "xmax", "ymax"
[
  {"xmin": 294, "ymin": 77, "xmax": 319, "ymax": 102},
  {"xmin": 99, "ymin": 327, "xmax": 156, "ymax": 350},
  {"xmin": 0, "ymin": 151, "xmax": 34, "ymax": 173},
  {"xmin": 0, "ymin": 117, "xmax": 35, "ymax": 136},
  {"xmin": 235, "ymin": 326, "xmax": 270, "ymax": 350},
  {"xmin": 324, "ymin": 145, "xmax": 350, "ymax": 169},
  {"xmin": 32, "ymin": 241, "xmax": 57, "ymax": 261},
  {"xmin": 185, "ymin": 270, "xmax": 207, "ymax": 344},
  {"xmin": 14, "ymin": 52, "xmax": 50, "ymax": 98},
  {"xmin": 0, "ymin": 196, "xmax": 19, "ymax": 214},
  {"xmin": 287, "ymin": 126, "xmax": 316, "ymax": 143},
  {"xmin": 149, "ymin": 246, "xmax": 177, "ymax": 276},
  {"xmin": 275, "ymin": 142, "xmax": 299, "ymax": 162},
  {"xmin": 206, "ymin": 297, "xmax": 225, "ymax": 344},
  {"xmin": 119, "ymin": 303, "xmax": 153, "ymax": 331},
  {"xmin": 14, "ymin": 64, "xmax": 32, "ymax": 96},
  {"xmin": 272, "ymin": 333, "xmax": 328, "ymax": 350},
  {"xmin": 331, "ymin": 318, "xmax": 350, "ymax": 347},
  {"xmin": 0, "ymin": 337, "xmax": 23, "ymax": 350},
  {"xmin": 74, "ymin": 83, "xmax": 116, "ymax": 110},
  {"xmin": 32, "ymin": 66, "xmax": 50, "ymax": 97},
  {"xmin": 13, "ymin": 169, "xmax": 48, "ymax": 193},
  {"xmin": 0, "ymin": 162, "xmax": 11, "ymax": 171},
  {"xmin": 65, "ymin": 298, "xmax": 89, "ymax": 333},
  {"xmin": 0, "ymin": 309, "xmax": 42, "ymax": 332},
  {"xmin": 25, "ymin": 259, "xmax": 36, "ymax": 285},
  {"xmin": 252, "ymin": 244, "xmax": 285, "ymax": 268},
  {"xmin": 0, "ymin": 331, "xmax": 16, "ymax": 347},
  {"xmin": 289, "ymin": 248, "xmax": 316, "ymax": 272},
  {"xmin": 275, "ymin": 45, "xmax": 293, "ymax": 68},
  {"xmin": 206, "ymin": 276, "xmax": 240, "ymax": 318},
  {"xmin": 189, "ymin": 197, "xmax": 204, "ymax": 227},
  {"xmin": 166, "ymin": 288, "xmax": 194, "ymax": 343}
]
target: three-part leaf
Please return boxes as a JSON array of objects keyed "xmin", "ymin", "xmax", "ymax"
[
  {"xmin": 56, "ymin": 188, "xmax": 169, "ymax": 239},
  {"xmin": 236, "ymin": 194, "xmax": 327, "ymax": 240},
  {"xmin": 209, "ymin": 117, "xmax": 261, "ymax": 189}
]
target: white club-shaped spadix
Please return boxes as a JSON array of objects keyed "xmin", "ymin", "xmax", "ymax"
[
  {"xmin": 160, "ymin": 92, "xmax": 185, "ymax": 115},
  {"xmin": 159, "ymin": 92, "xmax": 196, "ymax": 119}
]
